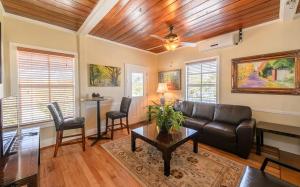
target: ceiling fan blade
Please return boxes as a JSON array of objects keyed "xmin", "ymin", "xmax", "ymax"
[
  {"xmin": 181, "ymin": 42, "xmax": 197, "ymax": 47},
  {"xmin": 146, "ymin": 45, "xmax": 163, "ymax": 51},
  {"xmin": 150, "ymin": 34, "xmax": 165, "ymax": 41}
]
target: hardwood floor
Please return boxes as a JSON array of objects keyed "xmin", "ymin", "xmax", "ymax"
[{"xmin": 39, "ymin": 128, "xmax": 300, "ymax": 187}]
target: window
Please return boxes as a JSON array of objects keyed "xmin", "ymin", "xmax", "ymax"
[
  {"xmin": 131, "ymin": 72, "xmax": 144, "ymax": 97},
  {"xmin": 16, "ymin": 47, "xmax": 75, "ymax": 126},
  {"xmin": 186, "ymin": 59, "xmax": 218, "ymax": 103}
]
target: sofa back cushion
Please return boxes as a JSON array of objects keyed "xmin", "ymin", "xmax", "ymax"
[
  {"xmin": 180, "ymin": 101, "xmax": 194, "ymax": 117},
  {"xmin": 213, "ymin": 104, "xmax": 252, "ymax": 125},
  {"xmin": 192, "ymin": 102, "xmax": 215, "ymax": 121}
]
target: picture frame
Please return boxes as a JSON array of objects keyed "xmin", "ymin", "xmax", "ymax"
[
  {"xmin": 158, "ymin": 69, "xmax": 181, "ymax": 90},
  {"xmin": 232, "ymin": 50, "xmax": 300, "ymax": 95},
  {"xmin": 88, "ymin": 64, "xmax": 121, "ymax": 87}
]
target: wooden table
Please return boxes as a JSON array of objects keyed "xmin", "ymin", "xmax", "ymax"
[
  {"xmin": 0, "ymin": 127, "xmax": 40, "ymax": 187},
  {"xmin": 256, "ymin": 121, "xmax": 300, "ymax": 155},
  {"xmin": 81, "ymin": 97, "xmax": 111, "ymax": 146},
  {"xmin": 131, "ymin": 123, "xmax": 199, "ymax": 176}
]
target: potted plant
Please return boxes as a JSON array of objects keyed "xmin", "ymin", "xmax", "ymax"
[{"xmin": 148, "ymin": 103, "xmax": 184, "ymax": 134}]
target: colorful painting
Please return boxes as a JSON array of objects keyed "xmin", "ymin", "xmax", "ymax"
[
  {"xmin": 158, "ymin": 70, "xmax": 181, "ymax": 90},
  {"xmin": 232, "ymin": 50, "xmax": 300, "ymax": 95},
  {"xmin": 237, "ymin": 58, "xmax": 295, "ymax": 88},
  {"xmin": 88, "ymin": 64, "xmax": 121, "ymax": 87}
]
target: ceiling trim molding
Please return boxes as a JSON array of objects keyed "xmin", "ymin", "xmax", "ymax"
[
  {"xmin": 279, "ymin": 0, "xmax": 299, "ymax": 21},
  {"xmin": 4, "ymin": 13, "xmax": 77, "ymax": 34},
  {"xmin": 157, "ymin": 19, "xmax": 281, "ymax": 56},
  {"xmin": 86, "ymin": 34, "xmax": 157, "ymax": 55},
  {"xmin": 78, "ymin": 0, "xmax": 119, "ymax": 35}
]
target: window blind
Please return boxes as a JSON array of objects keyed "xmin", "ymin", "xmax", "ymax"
[
  {"xmin": 16, "ymin": 47, "xmax": 75, "ymax": 126},
  {"xmin": 186, "ymin": 59, "xmax": 218, "ymax": 103}
]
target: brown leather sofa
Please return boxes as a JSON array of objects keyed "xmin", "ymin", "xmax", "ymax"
[{"xmin": 175, "ymin": 101, "xmax": 256, "ymax": 158}]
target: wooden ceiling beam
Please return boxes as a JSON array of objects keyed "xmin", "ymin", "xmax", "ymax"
[{"xmin": 78, "ymin": 0, "xmax": 119, "ymax": 34}]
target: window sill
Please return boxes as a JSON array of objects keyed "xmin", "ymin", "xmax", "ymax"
[{"xmin": 21, "ymin": 121, "xmax": 55, "ymax": 129}]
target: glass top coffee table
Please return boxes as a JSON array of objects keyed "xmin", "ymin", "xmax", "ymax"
[{"xmin": 131, "ymin": 123, "xmax": 199, "ymax": 176}]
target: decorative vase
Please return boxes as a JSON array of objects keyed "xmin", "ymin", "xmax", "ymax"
[{"xmin": 157, "ymin": 120, "xmax": 172, "ymax": 134}]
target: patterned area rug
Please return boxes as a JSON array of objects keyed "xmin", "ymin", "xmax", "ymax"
[{"xmin": 102, "ymin": 137, "xmax": 245, "ymax": 187}]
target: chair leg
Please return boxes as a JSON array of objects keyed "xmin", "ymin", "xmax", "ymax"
[
  {"xmin": 111, "ymin": 119, "xmax": 114, "ymax": 140},
  {"xmin": 59, "ymin": 131, "xmax": 63, "ymax": 145},
  {"xmin": 120, "ymin": 118, "xmax": 123, "ymax": 128},
  {"xmin": 54, "ymin": 131, "xmax": 60, "ymax": 157},
  {"xmin": 126, "ymin": 116, "xmax": 130, "ymax": 135},
  {"xmin": 105, "ymin": 116, "xmax": 108, "ymax": 134},
  {"xmin": 82, "ymin": 127, "xmax": 85, "ymax": 151}
]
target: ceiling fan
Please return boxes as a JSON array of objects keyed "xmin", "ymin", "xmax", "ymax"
[{"xmin": 147, "ymin": 25, "xmax": 197, "ymax": 51}]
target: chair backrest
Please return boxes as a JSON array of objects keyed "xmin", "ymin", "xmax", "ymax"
[
  {"xmin": 120, "ymin": 97, "xmax": 132, "ymax": 114},
  {"xmin": 53, "ymin": 102, "xmax": 64, "ymax": 120},
  {"xmin": 47, "ymin": 102, "xmax": 64, "ymax": 130}
]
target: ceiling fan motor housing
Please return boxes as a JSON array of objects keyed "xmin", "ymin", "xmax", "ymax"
[{"xmin": 165, "ymin": 25, "xmax": 179, "ymax": 42}]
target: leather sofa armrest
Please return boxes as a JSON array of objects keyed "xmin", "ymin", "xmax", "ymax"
[{"xmin": 236, "ymin": 118, "xmax": 256, "ymax": 158}]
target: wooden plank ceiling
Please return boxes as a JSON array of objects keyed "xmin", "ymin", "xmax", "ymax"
[
  {"xmin": 1, "ymin": 0, "xmax": 99, "ymax": 31},
  {"xmin": 90, "ymin": 0, "xmax": 280, "ymax": 53}
]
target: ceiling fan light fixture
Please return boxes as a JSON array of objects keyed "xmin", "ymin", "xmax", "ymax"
[{"xmin": 164, "ymin": 41, "xmax": 179, "ymax": 51}]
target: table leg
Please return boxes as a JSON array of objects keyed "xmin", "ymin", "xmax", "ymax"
[
  {"xmin": 97, "ymin": 100, "xmax": 101, "ymax": 137},
  {"xmin": 193, "ymin": 137, "xmax": 198, "ymax": 153},
  {"xmin": 163, "ymin": 151, "xmax": 171, "ymax": 176},
  {"xmin": 131, "ymin": 133, "xmax": 136, "ymax": 152},
  {"xmin": 28, "ymin": 174, "xmax": 38, "ymax": 187},
  {"xmin": 256, "ymin": 129, "xmax": 261, "ymax": 155},
  {"xmin": 89, "ymin": 100, "xmax": 110, "ymax": 146},
  {"xmin": 260, "ymin": 130, "xmax": 264, "ymax": 146}
]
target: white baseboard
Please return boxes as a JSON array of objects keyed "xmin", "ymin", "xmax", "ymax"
[{"xmin": 40, "ymin": 121, "xmax": 129, "ymax": 148}]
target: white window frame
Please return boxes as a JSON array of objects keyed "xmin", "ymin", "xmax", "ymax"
[
  {"xmin": 184, "ymin": 57, "xmax": 220, "ymax": 104},
  {"xmin": 9, "ymin": 43, "xmax": 80, "ymax": 128}
]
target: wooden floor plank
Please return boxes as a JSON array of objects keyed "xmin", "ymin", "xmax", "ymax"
[{"xmin": 39, "ymin": 128, "xmax": 300, "ymax": 187}]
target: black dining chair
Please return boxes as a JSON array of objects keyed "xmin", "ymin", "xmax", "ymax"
[
  {"xmin": 47, "ymin": 102, "xmax": 86, "ymax": 157},
  {"xmin": 105, "ymin": 97, "xmax": 132, "ymax": 140}
]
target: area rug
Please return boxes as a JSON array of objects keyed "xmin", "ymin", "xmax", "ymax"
[{"xmin": 102, "ymin": 137, "xmax": 245, "ymax": 187}]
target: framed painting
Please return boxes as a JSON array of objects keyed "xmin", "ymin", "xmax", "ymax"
[
  {"xmin": 88, "ymin": 64, "xmax": 121, "ymax": 87},
  {"xmin": 158, "ymin": 70, "xmax": 181, "ymax": 90},
  {"xmin": 232, "ymin": 50, "xmax": 300, "ymax": 95}
]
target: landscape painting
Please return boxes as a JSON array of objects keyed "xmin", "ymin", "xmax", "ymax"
[
  {"xmin": 237, "ymin": 58, "xmax": 295, "ymax": 88},
  {"xmin": 232, "ymin": 50, "xmax": 300, "ymax": 95},
  {"xmin": 158, "ymin": 70, "xmax": 181, "ymax": 90},
  {"xmin": 89, "ymin": 64, "xmax": 121, "ymax": 87}
]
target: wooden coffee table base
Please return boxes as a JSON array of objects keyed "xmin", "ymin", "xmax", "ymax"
[{"xmin": 131, "ymin": 132, "xmax": 198, "ymax": 176}]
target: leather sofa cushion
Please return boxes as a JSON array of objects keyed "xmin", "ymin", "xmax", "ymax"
[
  {"xmin": 213, "ymin": 104, "xmax": 252, "ymax": 125},
  {"xmin": 203, "ymin": 121, "xmax": 237, "ymax": 143},
  {"xmin": 180, "ymin": 101, "xmax": 194, "ymax": 117},
  {"xmin": 183, "ymin": 117, "xmax": 210, "ymax": 131},
  {"xmin": 173, "ymin": 100, "xmax": 182, "ymax": 111},
  {"xmin": 192, "ymin": 102, "xmax": 215, "ymax": 120}
]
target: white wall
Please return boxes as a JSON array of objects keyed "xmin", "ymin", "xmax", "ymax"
[
  {"xmin": 78, "ymin": 35, "xmax": 158, "ymax": 132},
  {"xmin": 2, "ymin": 15, "xmax": 158, "ymax": 147},
  {"xmin": 157, "ymin": 19, "xmax": 300, "ymax": 154}
]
